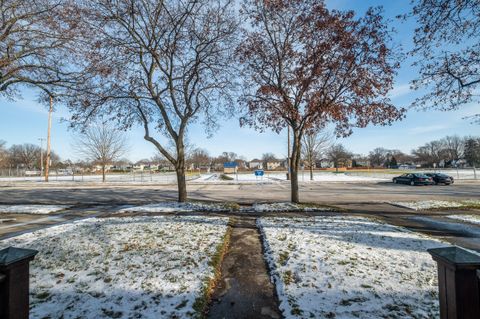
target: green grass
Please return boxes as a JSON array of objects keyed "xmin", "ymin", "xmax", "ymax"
[
  {"xmin": 193, "ymin": 219, "xmax": 233, "ymax": 318},
  {"xmin": 278, "ymin": 251, "xmax": 290, "ymax": 266},
  {"xmin": 283, "ymin": 270, "xmax": 294, "ymax": 285},
  {"xmin": 219, "ymin": 174, "xmax": 234, "ymax": 180}
]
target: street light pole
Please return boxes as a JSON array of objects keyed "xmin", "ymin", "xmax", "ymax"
[
  {"xmin": 45, "ymin": 96, "xmax": 53, "ymax": 182},
  {"xmin": 38, "ymin": 138, "xmax": 45, "ymax": 178}
]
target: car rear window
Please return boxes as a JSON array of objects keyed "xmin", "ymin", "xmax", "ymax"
[{"xmin": 414, "ymin": 174, "xmax": 429, "ymax": 178}]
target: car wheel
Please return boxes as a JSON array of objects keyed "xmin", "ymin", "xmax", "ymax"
[
  {"xmin": 393, "ymin": 179, "xmax": 397, "ymax": 184},
  {"xmin": 410, "ymin": 181, "xmax": 415, "ymax": 186}
]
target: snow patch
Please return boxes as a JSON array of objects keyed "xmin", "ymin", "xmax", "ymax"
[
  {"xmin": 274, "ymin": 172, "xmax": 388, "ymax": 182},
  {"xmin": 258, "ymin": 216, "xmax": 442, "ymax": 318},
  {"xmin": 391, "ymin": 200, "xmax": 480, "ymax": 210},
  {"xmin": 1, "ymin": 216, "xmax": 229, "ymax": 318},
  {"xmin": 0, "ymin": 205, "xmax": 71, "ymax": 214},
  {"xmin": 447, "ymin": 214, "xmax": 480, "ymax": 225}
]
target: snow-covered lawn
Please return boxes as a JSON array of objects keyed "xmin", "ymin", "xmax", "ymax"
[
  {"xmin": 0, "ymin": 172, "xmax": 200, "ymax": 184},
  {"xmin": 192, "ymin": 172, "xmax": 387, "ymax": 184},
  {"xmin": 192, "ymin": 173, "xmax": 278, "ymax": 184},
  {"xmin": 0, "ymin": 205, "xmax": 71, "ymax": 214},
  {"xmin": 447, "ymin": 214, "xmax": 480, "ymax": 225},
  {"xmin": 1, "ymin": 216, "xmax": 229, "ymax": 318},
  {"xmin": 258, "ymin": 216, "xmax": 442, "ymax": 318},
  {"xmin": 391, "ymin": 200, "xmax": 480, "ymax": 210},
  {"xmin": 269, "ymin": 172, "xmax": 387, "ymax": 182}
]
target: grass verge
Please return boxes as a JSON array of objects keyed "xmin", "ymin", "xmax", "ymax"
[
  {"xmin": 422, "ymin": 203, "xmax": 480, "ymax": 211},
  {"xmin": 298, "ymin": 202, "xmax": 346, "ymax": 212},
  {"xmin": 219, "ymin": 174, "xmax": 234, "ymax": 181},
  {"xmin": 193, "ymin": 218, "xmax": 234, "ymax": 318}
]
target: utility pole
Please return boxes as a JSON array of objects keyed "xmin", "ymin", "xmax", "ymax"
[
  {"xmin": 45, "ymin": 96, "xmax": 53, "ymax": 182},
  {"xmin": 287, "ymin": 126, "xmax": 291, "ymax": 180},
  {"xmin": 38, "ymin": 138, "xmax": 45, "ymax": 177}
]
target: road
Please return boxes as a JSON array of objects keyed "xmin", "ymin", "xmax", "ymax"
[
  {"xmin": 1, "ymin": 180, "xmax": 480, "ymax": 253},
  {"xmin": 0, "ymin": 180, "xmax": 478, "ymax": 205}
]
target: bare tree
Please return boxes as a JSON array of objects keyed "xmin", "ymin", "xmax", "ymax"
[
  {"xmin": 188, "ymin": 148, "xmax": 211, "ymax": 170},
  {"xmin": 412, "ymin": 141, "xmax": 446, "ymax": 167},
  {"xmin": 219, "ymin": 152, "xmax": 238, "ymax": 163},
  {"xmin": 74, "ymin": 124, "xmax": 128, "ymax": 182},
  {"xmin": 8, "ymin": 144, "xmax": 42, "ymax": 169},
  {"xmin": 302, "ymin": 130, "xmax": 333, "ymax": 180},
  {"xmin": 238, "ymin": 0, "xmax": 404, "ymax": 203},
  {"xmin": 441, "ymin": 135, "xmax": 465, "ymax": 163},
  {"xmin": 368, "ymin": 148, "xmax": 390, "ymax": 167},
  {"xmin": 66, "ymin": 0, "xmax": 239, "ymax": 202},
  {"xmin": 261, "ymin": 152, "xmax": 278, "ymax": 168},
  {"xmin": 326, "ymin": 144, "xmax": 353, "ymax": 172},
  {"xmin": 0, "ymin": 0, "xmax": 83, "ymax": 96},
  {"xmin": 0, "ymin": 140, "xmax": 7, "ymax": 168},
  {"xmin": 408, "ymin": 0, "xmax": 480, "ymax": 121}
]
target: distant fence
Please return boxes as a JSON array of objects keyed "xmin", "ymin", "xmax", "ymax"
[{"xmin": 0, "ymin": 169, "xmax": 201, "ymax": 184}]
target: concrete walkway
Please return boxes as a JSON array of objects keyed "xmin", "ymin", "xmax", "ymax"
[{"xmin": 208, "ymin": 218, "xmax": 281, "ymax": 319}]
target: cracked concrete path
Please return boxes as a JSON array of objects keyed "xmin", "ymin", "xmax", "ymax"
[{"xmin": 208, "ymin": 217, "xmax": 281, "ymax": 319}]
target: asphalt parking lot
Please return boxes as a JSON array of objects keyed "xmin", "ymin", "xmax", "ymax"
[{"xmin": 0, "ymin": 180, "xmax": 478, "ymax": 205}]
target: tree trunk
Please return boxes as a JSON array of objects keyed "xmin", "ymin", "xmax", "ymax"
[
  {"xmin": 102, "ymin": 165, "xmax": 106, "ymax": 182},
  {"xmin": 176, "ymin": 166, "xmax": 187, "ymax": 202},
  {"xmin": 176, "ymin": 143, "xmax": 188, "ymax": 203},
  {"xmin": 290, "ymin": 130, "xmax": 302, "ymax": 203},
  {"xmin": 309, "ymin": 155, "xmax": 314, "ymax": 181}
]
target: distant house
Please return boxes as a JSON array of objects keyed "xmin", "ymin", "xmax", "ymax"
[
  {"xmin": 93, "ymin": 164, "xmax": 114, "ymax": 172},
  {"xmin": 212, "ymin": 162, "xmax": 224, "ymax": 171},
  {"xmin": 398, "ymin": 164, "xmax": 417, "ymax": 170},
  {"xmin": 234, "ymin": 159, "xmax": 247, "ymax": 169},
  {"xmin": 133, "ymin": 164, "xmax": 145, "ymax": 171},
  {"xmin": 266, "ymin": 161, "xmax": 282, "ymax": 170},
  {"xmin": 249, "ymin": 159, "xmax": 263, "ymax": 169},
  {"xmin": 223, "ymin": 162, "xmax": 238, "ymax": 174},
  {"xmin": 353, "ymin": 160, "xmax": 369, "ymax": 167}
]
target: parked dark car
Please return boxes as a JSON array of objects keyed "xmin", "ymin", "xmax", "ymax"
[
  {"xmin": 424, "ymin": 173, "xmax": 454, "ymax": 185},
  {"xmin": 392, "ymin": 173, "xmax": 435, "ymax": 186}
]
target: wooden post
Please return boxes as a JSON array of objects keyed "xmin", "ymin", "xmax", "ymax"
[
  {"xmin": 428, "ymin": 246, "xmax": 480, "ymax": 319},
  {"xmin": 0, "ymin": 247, "xmax": 38, "ymax": 319}
]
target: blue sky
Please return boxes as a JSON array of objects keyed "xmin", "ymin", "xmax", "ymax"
[{"xmin": 0, "ymin": 0, "xmax": 478, "ymax": 162}]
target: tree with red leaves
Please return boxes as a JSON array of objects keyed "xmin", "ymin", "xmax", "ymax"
[{"xmin": 237, "ymin": 0, "xmax": 404, "ymax": 203}]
